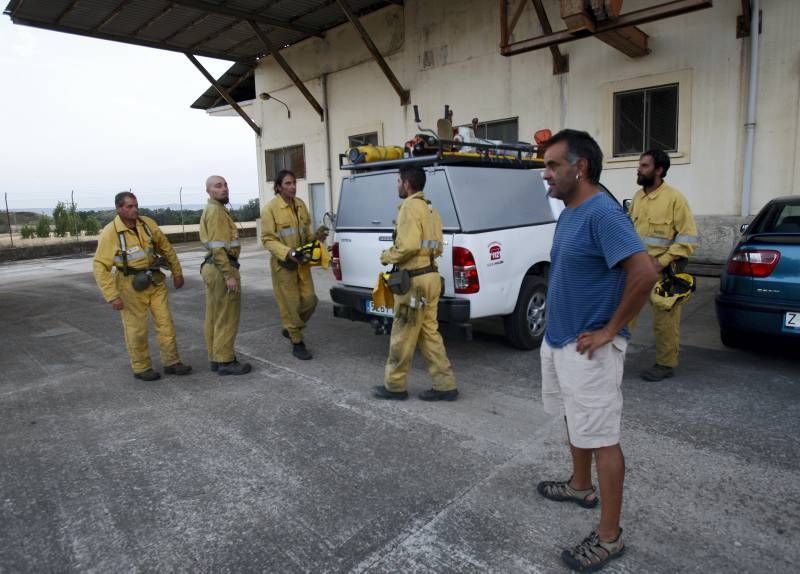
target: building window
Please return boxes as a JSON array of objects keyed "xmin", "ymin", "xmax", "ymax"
[
  {"xmin": 473, "ymin": 118, "xmax": 519, "ymax": 142},
  {"xmin": 348, "ymin": 132, "xmax": 379, "ymax": 147},
  {"xmin": 265, "ymin": 145, "xmax": 306, "ymax": 181},
  {"xmin": 613, "ymin": 83, "xmax": 679, "ymax": 156}
]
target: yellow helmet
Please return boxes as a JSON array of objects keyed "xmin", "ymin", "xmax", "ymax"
[
  {"xmin": 297, "ymin": 240, "xmax": 325, "ymax": 267},
  {"xmin": 650, "ymin": 271, "xmax": 696, "ymax": 311}
]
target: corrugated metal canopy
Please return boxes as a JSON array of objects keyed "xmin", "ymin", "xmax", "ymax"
[{"xmin": 4, "ymin": 0, "xmax": 402, "ymax": 109}]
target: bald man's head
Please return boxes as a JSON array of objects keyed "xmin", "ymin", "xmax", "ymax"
[{"xmin": 206, "ymin": 175, "xmax": 229, "ymax": 204}]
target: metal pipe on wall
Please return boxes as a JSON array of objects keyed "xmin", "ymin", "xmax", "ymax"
[
  {"xmin": 741, "ymin": 0, "xmax": 760, "ymax": 217},
  {"xmin": 321, "ymin": 73, "xmax": 334, "ymax": 218}
]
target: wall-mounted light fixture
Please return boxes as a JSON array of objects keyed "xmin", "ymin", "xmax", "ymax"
[{"xmin": 259, "ymin": 92, "xmax": 291, "ymax": 119}]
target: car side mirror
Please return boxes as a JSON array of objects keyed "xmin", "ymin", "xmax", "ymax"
[
  {"xmin": 622, "ymin": 199, "xmax": 632, "ymax": 213},
  {"xmin": 740, "ymin": 223, "xmax": 749, "ymax": 234}
]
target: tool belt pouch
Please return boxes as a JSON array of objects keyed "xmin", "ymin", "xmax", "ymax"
[
  {"xmin": 132, "ymin": 270, "xmax": 153, "ymax": 292},
  {"xmin": 387, "ymin": 268, "xmax": 411, "ymax": 295}
]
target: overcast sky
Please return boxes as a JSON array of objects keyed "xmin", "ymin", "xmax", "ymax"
[{"xmin": 0, "ymin": 16, "xmax": 258, "ymax": 210}]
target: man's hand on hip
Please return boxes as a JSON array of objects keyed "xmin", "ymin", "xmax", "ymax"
[{"xmin": 576, "ymin": 327, "xmax": 615, "ymax": 359}]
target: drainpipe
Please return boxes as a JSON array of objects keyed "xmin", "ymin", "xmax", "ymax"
[
  {"xmin": 321, "ymin": 73, "xmax": 334, "ymax": 216},
  {"xmin": 741, "ymin": 0, "xmax": 760, "ymax": 217}
]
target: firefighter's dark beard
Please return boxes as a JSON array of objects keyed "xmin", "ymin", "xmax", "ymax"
[{"xmin": 637, "ymin": 173, "xmax": 656, "ymax": 188}]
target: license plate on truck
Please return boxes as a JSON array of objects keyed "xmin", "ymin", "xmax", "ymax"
[
  {"xmin": 784, "ymin": 311, "xmax": 800, "ymax": 329},
  {"xmin": 365, "ymin": 300, "xmax": 394, "ymax": 317}
]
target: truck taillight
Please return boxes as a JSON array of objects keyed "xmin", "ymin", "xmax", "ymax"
[
  {"xmin": 331, "ymin": 241, "xmax": 342, "ymax": 281},
  {"xmin": 453, "ymin": 246, "xmax": 479, "ymax": 293},
  {"xmin": 727, "ymin": 249, "xmax": 781, "ymax": 278}
]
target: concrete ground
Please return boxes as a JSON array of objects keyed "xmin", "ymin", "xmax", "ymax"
[{"xmin": 1, "ymin": 239, "xmax": 798, "ymax": 573}]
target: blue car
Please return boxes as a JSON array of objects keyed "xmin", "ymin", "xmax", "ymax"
[{"xmin": 716, "ymin": 196, "xmax": 800, "ymax": 346}]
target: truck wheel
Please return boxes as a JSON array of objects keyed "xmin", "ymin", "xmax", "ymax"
[{"xmin": 504, "ymin": 275, "xmax": 547, "ymax": 350}]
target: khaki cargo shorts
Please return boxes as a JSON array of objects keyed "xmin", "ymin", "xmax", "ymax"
[{"xmin": 540, "ymin": 336, "xmax": 628, "ymax": 449}]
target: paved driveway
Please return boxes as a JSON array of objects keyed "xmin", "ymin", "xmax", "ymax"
[{"xmin": 1, "ymin": 239, "xmax": 798, "ymax": 572}]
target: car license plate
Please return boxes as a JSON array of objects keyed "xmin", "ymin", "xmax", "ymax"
[
  {"xmin": 784, "ymin": 311, "xmax": 800, "ymax": 329},
  {"xmin": 365, "ymin": 300, "xmax": 394, "ymax": 317}
]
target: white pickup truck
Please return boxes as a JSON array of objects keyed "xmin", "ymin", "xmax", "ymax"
[{"xmin": 329, "ymin": 159, "xmax": 564, "ymax": 349}]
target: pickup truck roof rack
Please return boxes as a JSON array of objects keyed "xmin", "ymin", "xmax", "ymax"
[{"xmin": 339, "ymin": 139, "xmax": 544, "ymax": 172}]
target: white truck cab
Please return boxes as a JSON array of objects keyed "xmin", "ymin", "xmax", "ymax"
[{"xmin": 330, "ymin": 156, "xmax": 564, "ymax": 350}]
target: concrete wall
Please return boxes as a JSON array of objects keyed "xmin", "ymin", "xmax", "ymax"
[{"xmin": 247, "ymin": 0, "xmax": 800, "ymax": 263}]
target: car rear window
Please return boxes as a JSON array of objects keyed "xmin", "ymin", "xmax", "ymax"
[
  {"xmin": 336, "ymin": 170, "xmax": 460, "ymax": 230},
  {"xmin": 749, "ymin": 202, "xmax": 800, "ymax": 234}
]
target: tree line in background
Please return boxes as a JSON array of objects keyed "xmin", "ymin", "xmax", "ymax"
[{"xmin": 5, "ymin": 198, "xmax": 260, "ymax": 240}]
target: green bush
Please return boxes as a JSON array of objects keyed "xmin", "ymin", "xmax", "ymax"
[
  {"xmin": 83, "ymin": 217, "xmax": 101, "ymax": 236},
  {"xmin": 21, "ymin": 225, "xmax": 35, "ymax": 239},
  {"xmin": 36, "ymin": 214, "xmax": 51, "ymax": 238}
]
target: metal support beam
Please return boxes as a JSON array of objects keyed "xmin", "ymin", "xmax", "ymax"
[
  {"xmin": 130, "ymin": 3, "xmax": 176, "ymax": 37},
  {"xmin": 502, "ymin": 0, "xmax": 712, "ymax": 57},
  {"xmin": 210, "ymin": 67, "xmax": 256, "ymax": 108},
  {"xmin": 95, "ymin": 0, "xmax": 136, "ymax": 31},
  {"xmin": 10, "ymin": 15, "xmax": 249, "ymax": 62},
  {"xmin": 531, "ymin": 0, "xmax": 569, "ymax": 74},
  {"xmin": 172, "ymin": 0, "xmax": 323, "ymax": 37},
  {"xmin": 335, "ymin": 0, "xmax": 410, "ymax": 105},
  {"xmin": 185, "ymin": 53, "xmax": 261, "ymax": 136},
  {"xmin": 247, "ymin": 21, "xmax": 325, "ymax": 120},
  {"xmin": 56, "ymin": 0, "xmax": 80, "ymax": 24}
]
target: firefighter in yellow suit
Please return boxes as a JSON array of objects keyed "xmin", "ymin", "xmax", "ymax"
[
  {"xmin": 93, "ymin": 191, "xmax": 192, "ymax": 381},
  {"xmin": 200, "ymin": 175, "xmax": 252, "ymax": 376},
  {"xmin": 374, "ymin": 166, "xmax": 458, "ymax": 401},
  {"xmin": 260, "ymin": 169, "xmax": 327, "ymax": 361},
  {"xmin": 630, "ymin": 149, "xmax": 698, "ymax": 381}
]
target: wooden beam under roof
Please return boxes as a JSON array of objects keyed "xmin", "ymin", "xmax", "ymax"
[
  {"xmin": 95, "ymin": 0, "xmax": 136, "ymax": 31},
  {"xmin": 186, "ymin": 53, "xmax": 261, "ymax": 136},
  {"xmin": 501, "ymin": 0, "xmax": 712, "ymax": 56},
  {"xmin": 130, "ymin": 3, "xmax": 176, "ymax": 37},
  {"xmin": 10, "ymin": 14, "xmax": 251, "ymax": 62},
  {"xmin": 209, "ymin": 66, "xmax": 256, "ymax": 108},
  {"xmin": 247, "ymin": 20, "xmax": 325, "ymax": 120},
  {"xmin": 55, "ymin": 0, "xmax": 80, "ymax": 24},
  {"xmin": 335, "ymin": 0, "xmax": 410, "ymax": 105},
  {"xmin": 530, "ymin": 0, "xmax": 569, "ymax": 74},
  {"xmin": 171, "ymin": 0, "xmax": 324, "ymax": 38}
]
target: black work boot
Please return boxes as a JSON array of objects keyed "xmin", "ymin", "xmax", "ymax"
[
  {"xmin": 640, "ymin": 364, "xmax": 675, "ymax": 381},
  {"xmin": 281, "ymin": 329, "xmax": 290, "ymax": 339},
  {"xmin": 373, "ymin": 385, "xmax": 409, "ymax": 400},
  {"xmin": 292, "ymin": 342, "xmax": 312, "ymax": 360},
  {"xmin": 418, "ymin": 388, "xmax": 459, "ymax": 401},
  {"xmin": 134, "ymin": 369, "xmax": 161, "ymax": 381},
  {"xmin": 164, "ymin": 362, "xmax": 192, "ymax": 376},
  {"xmin": 218, "ymin": 360, "xmax": 252, "ymax": 376},
  {"xmin": 209, "ymin": 361, "xmax": 219, "ymax": 372}
]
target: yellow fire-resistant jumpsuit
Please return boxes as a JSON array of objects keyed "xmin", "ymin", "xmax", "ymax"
[
  {"xmin": 630, "ymin": 182, "xmax": 698, "ymax": 367},
  {"xmin": 200, "ymin": 198, "xmax": 242, "ymax": 364},
  {"xmin": 93, "ymin": 215, "xmax": 183, "ymax": 374},
  {"xmin": 260, "ymin": 195, "xmax": 318, "ymax": 344},
  {"xmin": 381, "ymin": 192, "xmax": 457, "ymax": 393}
]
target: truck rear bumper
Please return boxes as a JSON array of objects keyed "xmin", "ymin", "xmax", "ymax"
[{"xmin": 330, "ymin": 285, "xmax": 472, "ymax": 340}]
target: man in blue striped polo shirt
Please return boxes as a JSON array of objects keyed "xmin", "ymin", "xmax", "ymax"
[{"xmin": 536, "ymin": 130, "xmax": 658, "ymax": 572}]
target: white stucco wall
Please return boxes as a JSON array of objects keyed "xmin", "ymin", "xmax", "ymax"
[{"xmin": 244, "ymin": 0, "xmax": 799, "ymax": 253}]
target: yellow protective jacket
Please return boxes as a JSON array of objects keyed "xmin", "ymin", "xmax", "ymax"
[
  {"xmin": 630, "ymin": 182, "xmax": 698, "ymax": 268},
  {"xmin": 380, "ymin": 191, "xmax": 444, "ymax": 270},
  {"xmin": 200, "ymin": 198, "xmax": 242, "ymax": 281},
  {"xmin": 93, "ymin": 215, "xmax": 182, "ymax": 303},
  {"xmin": 260, "ymin": 195, "xmax": 313, "ymax": 265}
]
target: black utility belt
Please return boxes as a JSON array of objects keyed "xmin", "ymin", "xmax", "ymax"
[
  {"xmin": 202, "ymin": 253, "xmax": 240, "ymax": 270},
  {"xmin": 406, "ymin": 265, "xmax": 438, "ymax": 277}
]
